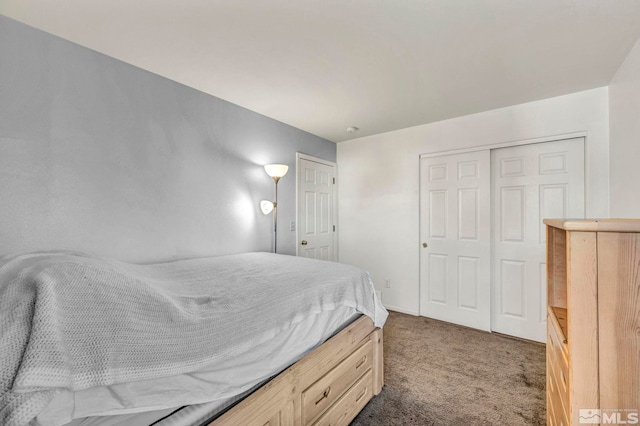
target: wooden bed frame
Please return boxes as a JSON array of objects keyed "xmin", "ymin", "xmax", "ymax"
[{"xmin": 209, "ymin": 315, "xmax": 383, "ymax": 426}]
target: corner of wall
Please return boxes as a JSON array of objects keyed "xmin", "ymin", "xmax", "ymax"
[{"xmin": 608, "ymin": 35, "xmax": 640, "ymax": 217}]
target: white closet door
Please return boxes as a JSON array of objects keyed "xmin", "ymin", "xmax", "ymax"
[
  {"xmin": 491, "ymin": 138, "xmax": 585, "ymax": 342},
  {"xmin": 419, "ymin": 150, "xmax": 491, "ymax": 331}
]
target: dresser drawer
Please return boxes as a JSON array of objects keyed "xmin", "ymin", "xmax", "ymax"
[
  {"xmin": 312, "ymin": 369, "xmax": 373, "ymax": 426},
  {"xmin": 547, "ymin": 317, "xmax": 569, "ymax": 411},
  {"xmin": 547, "ymin": 371, "xmax": 569, "ymax": 426},
  {"xmin": 547, "ymin": 310, "xmax": 568, "ymax": 366},
  {"xmin": 302, "ymin": 339, "xmax": 373, "ymax": 424},
  {"xmin": 547, "ymin": 313, "xmax": 570, "ymax": 426}
]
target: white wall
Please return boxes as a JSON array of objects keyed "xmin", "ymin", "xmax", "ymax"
[
  {"xmin": 609, "ymin": 37, "xmax": 640, "ymax": 217},
  {"xmin": 0, "ymin": 17, "xmax": 335, "ymax": 262},
  {"xmin": 338, "ymin": 88, "xmax": 609, "ymax": 315}
]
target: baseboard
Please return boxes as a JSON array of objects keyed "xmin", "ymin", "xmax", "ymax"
[{"xmin": 383, "ymin": 304, "xmax": 420, "ymax": 316}]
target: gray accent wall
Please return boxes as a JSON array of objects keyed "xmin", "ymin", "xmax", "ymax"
[{"xmin": 0, "ymin": 16, "xmax": 336, "ymax": 262}]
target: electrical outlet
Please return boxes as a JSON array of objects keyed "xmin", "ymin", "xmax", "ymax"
[
  {"xmin": 290, "ymin": 221, "xmax": 296, "ymax": 231},
  {"xmin": 384, "ymin": 279, "xmax": 391, "ymax": 288}
]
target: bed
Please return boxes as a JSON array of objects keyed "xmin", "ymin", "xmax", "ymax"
[{"xmin": 0, "ymin": 251, "xmax": 387, "ymax": 426}]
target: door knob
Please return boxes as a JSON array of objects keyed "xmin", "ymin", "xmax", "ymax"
[
  {"xmin": 301, "ymin": 240, "xmax": 308, "ymax": 245},
  {"xmin": 422, "ymin": 242, "xmax": 428, "ymax": 248}
]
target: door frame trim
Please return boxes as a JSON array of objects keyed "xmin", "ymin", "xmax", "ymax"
[
  {"xmin": 295, "ymin": 152, "xmax": 338, "ymax": 260},
  {"xmin": 419, "ymin": 131, "xmax": 587, "ymax": 158}
]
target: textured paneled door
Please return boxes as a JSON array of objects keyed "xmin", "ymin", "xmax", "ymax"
[
  {"xmin": 297, "ymin": 156, "xmax": 336, "ymax": 261},
  {"xmin": 491, "ymin": 138, "xmax": 584, "ymax": 342},
  {"xmin": 419, "ymin": 150, "xmax": 491, "ymax": 331}
]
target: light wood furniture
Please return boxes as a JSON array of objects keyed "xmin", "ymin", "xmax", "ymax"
[
  {"xmin": 209, "ymin": 315, "xmax": 383, "ymax": 426},
  {"xmin": 545, "ymin": 219, "xmax": 640, "ymax": 426}
]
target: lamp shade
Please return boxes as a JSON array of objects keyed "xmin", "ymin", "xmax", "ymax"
[
  {"xmin": 264, "ymin": 164, "xmax": 289, "ymax": 178},
  {"xmin": 260, "ymin": 200, "xmax": 274, "ymax": 215}
]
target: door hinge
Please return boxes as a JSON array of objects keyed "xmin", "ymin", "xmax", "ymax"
[
  {"xmin": 332, "ymin": 177, "xmax": 336, "ymax": 184},
  {"xmin": 333, "ymin": 225, "xmax": 336, "ymax": 232}
]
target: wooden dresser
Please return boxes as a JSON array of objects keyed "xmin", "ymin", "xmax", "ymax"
[{"xmin": 545, "ymin": 219, "xmax": 640, "ymax": 426}]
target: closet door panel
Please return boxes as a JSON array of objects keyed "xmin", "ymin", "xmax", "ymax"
[{"xmin": 419, "ymin": 150, "xmax": 491, "ymax": 331}]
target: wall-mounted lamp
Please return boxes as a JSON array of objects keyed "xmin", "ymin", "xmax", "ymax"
[{"xmin": 261, "ymin": 164, "xmax": 288, "ymax": 253}]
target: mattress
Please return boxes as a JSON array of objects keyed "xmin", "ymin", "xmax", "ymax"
[
  {"xmin": 0, "ymin": 251, "xmax": 387, "ymax": 426},
  {"xmin": 59, "ymin": 308, "xmax": 360, "ymax": 426}
]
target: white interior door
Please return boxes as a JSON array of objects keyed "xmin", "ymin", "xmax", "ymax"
[
  {"xmin": 420, "ymin": 150, "xmax": 491, "ymax": 331},
  {"xmin": 297, "ymin": 155, "xmax": 336, "ymax": 261},
  {"xmin": 491, "ymin": 138, "xmax": 585, "ymax": 342}
]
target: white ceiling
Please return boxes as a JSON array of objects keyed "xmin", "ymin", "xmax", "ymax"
[{"xmin": 2, "ymin": 1, "xmax": 640, "ymax": 142}]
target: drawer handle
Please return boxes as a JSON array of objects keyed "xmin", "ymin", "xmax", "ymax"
[
  {"xmin": 315, "ymin": 387, "xmax": 331, "ymax": 405},
  {"xmin": 356, "ymin": 355, "xmax": 367, "ymax": 370},
  {"xmin": 355, "ymin": 386, "xmax": 368, "ymax": 403}
]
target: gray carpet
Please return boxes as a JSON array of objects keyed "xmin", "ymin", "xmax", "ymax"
[{"xmin": 351, "ymin": 311, "xmax": 546, "ymax": 425}]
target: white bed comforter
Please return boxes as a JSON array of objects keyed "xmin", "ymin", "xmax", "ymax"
[{"xmin": 0, "ymin": 251, "xmax": 387, "ymax": 426}]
